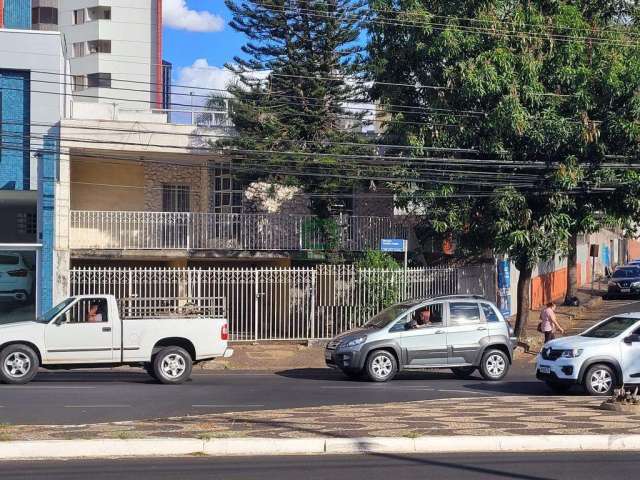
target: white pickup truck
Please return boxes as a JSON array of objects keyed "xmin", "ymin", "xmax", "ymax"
[{"xmin": 0, "ymin": 294, "xmax": 233, "ymax": 385}]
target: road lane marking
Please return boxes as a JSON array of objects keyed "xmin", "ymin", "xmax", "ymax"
[
  {"xmin": 191, "ymin": 404, "xmax": 265, "ymax": 408},
  {"xmin": 64, "ymin": 405, "xmax": 131, "ymax": 408}
]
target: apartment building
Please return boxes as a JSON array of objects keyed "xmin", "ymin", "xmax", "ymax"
[
  {"xmin": 0, "ymin": 26, "xmax": 68, "ymax": 322},
  {"xmin": 1, "ymin": 0, "xmax": 166, "ymax": 108}
]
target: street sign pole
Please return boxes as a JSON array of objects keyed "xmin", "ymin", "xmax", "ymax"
[{"xmin": 403, "ymin": 240, "xmax": 408, "ymax": 270}]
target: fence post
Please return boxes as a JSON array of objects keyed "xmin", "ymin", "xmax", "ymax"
[
  {"xmin": 310, "ymin": 268, "xmax": 316, "ymax": 339},
  {"xmin": 254, "ymin": 269, "xmax": 259, "ymax": 341}
]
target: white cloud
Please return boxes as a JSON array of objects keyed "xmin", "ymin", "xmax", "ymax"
[
  {"xmin": 163, "ymin": 0, "xmax": 224, "ymax": 32},
  {"xmin": 173, "ymin": 59, "xmax": 236, "ymax": 107}
]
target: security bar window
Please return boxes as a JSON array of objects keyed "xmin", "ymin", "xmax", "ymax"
[{"xmin": 162, "ymin": 185, "xmax": 191, "ymax": 212}]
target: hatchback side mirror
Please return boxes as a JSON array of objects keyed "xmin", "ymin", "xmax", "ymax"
[{"xmin": 624, "ymin": 334, "xmax": 640, "ymax": 344}]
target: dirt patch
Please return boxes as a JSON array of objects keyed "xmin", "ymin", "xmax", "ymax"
[{"xmin": 199, "ymin": 343, "xmax": 327, "ymax": 370}]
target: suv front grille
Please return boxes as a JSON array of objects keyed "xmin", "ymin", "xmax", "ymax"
[{"xmin": 541, "ymin": 348, "xmax": 563, "ymax": 361}]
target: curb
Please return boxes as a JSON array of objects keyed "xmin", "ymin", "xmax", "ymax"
[{"xmin": 2, "ymin": 435, "xmax": 640, "ymax": 460}]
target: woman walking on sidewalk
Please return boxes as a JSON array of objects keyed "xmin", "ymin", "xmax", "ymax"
[{"xmin": 539, "ymin": 302, "xmax": 565, "ymax": 343}]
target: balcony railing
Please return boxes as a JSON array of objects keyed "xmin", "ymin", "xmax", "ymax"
[{"xmin": 69, "ymin": 211, "xmax": 408, "ymax": 252}]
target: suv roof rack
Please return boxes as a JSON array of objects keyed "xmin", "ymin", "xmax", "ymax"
[{"xmin": 427, "ymin": 294, "xmax": 486, "ymax": 301}]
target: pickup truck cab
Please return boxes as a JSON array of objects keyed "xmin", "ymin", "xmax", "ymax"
[{"xmin": 0, "ymin": 295, "xmax": 233, "ymax": 385}]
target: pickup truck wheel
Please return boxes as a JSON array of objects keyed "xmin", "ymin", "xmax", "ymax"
[
  {"xmin": 153, "ymin": 347, "xmax": 192, "ymax": 385},
  {"xmin": 0, "ymin": 344, "xmax": 39, "ymax": 385}
]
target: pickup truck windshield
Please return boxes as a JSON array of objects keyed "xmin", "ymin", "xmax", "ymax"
[
  {"xmin": 582, "ymin": 317, "xmax": 639, "ymax": 338},
  {"xmin": 35, "ymin": 298, "xmax": 75, "ymax": 323}
]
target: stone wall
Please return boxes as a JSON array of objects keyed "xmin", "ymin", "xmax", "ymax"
[{"xmin": 144, "ymin": 162, "xmax": 208, "ymax": 212}]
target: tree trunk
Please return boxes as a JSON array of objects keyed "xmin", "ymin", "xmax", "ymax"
[
  {"xmin": 514, "ymin": 263, "xmax": 533, "ymax": 339},
  {"xmin": 565, "ymin": 232, "xmax": 579, "ymax": 301}
]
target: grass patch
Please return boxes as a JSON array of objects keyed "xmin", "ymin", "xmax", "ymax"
[
  {"xmin": 190, "ymin": 451, "xmax": 209, "ymax": 457},
  {"xmin": 114, "ymin": 431, "xmax": 142, "ymax": 440},
  {"xmin": 198, "ymin": 431, "xmax": 244, "ymax": 440},
  {"xmin": 402, "ymin": 431, "xmax": 422, "ymax": 439}
]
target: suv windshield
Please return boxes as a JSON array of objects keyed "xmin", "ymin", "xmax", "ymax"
[
  {"xmin": 582, "ymin": 317, "xmax": 639, "ymax": 338},
  {"xmin": 613, "ymin": 268, "xmax": 640, "ymax": 278},
  {"xmin": 364, "ymin": 304, "xmax": 412, "ymax": 328},
  {"xmin": 35, "ymin": 298, "xmax": 75, "ymax": 324}
]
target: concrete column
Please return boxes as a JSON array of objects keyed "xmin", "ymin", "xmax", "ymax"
[{"xmin": 53, "ymin": 143, "xmax": 71, "ymax": 303}]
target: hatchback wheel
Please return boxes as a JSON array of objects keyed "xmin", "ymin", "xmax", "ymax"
[
  {"xmin": 365, "ymin": 350, "xmax": 397, "ymax": 382},
  {"xmin": 479, "ymin": 349, "xmax": 509, "ymax": 381},
  {"xmin": 0, "ymin": 344, "xmax": 39, "ymax": 385},
  {"xmin": 584, "ymin": 364, "xmax": 616, "ymax": 396}
]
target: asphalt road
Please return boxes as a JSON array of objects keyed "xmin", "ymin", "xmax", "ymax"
[
  {"xmin": 0, "ymin": 453, "xmax": 635, "ymax": 480},
  {"xmin": 0, "ymin": 299, "xmax": 636, "ymax": 425}
]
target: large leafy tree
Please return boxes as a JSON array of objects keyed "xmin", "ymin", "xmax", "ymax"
[
  {"xmin": 219, "ymin": 0, "xmax": 370, "ymax": 215},
  {"xmin": 368, "ymin": 0, "xmax": 640, "ymax": 336}
]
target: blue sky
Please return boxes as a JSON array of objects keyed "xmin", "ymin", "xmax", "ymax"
[{"xmin": 163, "ymin": 1, "xmax": 241, "ymax": 70}]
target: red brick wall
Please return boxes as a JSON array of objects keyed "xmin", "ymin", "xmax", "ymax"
[{"xmin": 628, "ymin": 239, "xmax": 640, "ymax": 261}]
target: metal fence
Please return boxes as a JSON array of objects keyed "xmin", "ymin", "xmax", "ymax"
[
  {"xmin": 70, "ymin": 265, "xmax": 493, "ymax": 341},
  {"xmin": 69, "ymin": 211, "xmax": 408, "ymax": 252}
]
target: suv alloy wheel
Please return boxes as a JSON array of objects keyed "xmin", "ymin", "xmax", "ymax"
[
  {"xmin": 583, "ymin": 364, "xmax": 616, "ymax": 396},
  {"xmin": 479, "ymin": 349, "xmax": 509, "ymax": 381},
  {"xmin": 365, "ymin": 350, "xmax": 398, "ymax": 382}
]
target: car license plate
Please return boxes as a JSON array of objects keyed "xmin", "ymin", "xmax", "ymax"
[
  {"xmin": 539, "ymin": 366, "xmax": 551, "ymax": 374},
  {"xmin": 325, "ymin": 350, "xmax": 333, "ymax": 360},
  {"xmin": 621, "ymin": 288, "xmax": 631, "ymax": 293}
]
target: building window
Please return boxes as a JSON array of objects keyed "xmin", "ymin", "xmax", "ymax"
[
  {"xmin": 162, "ymin": 185, "xmax": 191, "ymax": 212},
  {"xmin": 32, "ymin": 7, "xmax": 59, "ymax": 25},
  {"xmin": 74, "ymin": 9, "xmax": 85, "ymax": 25},
  {"xmin": 72, "ymin": 75, "xmax": 87, "ymax": 92},
  {"xmin": 87, "ymin": 73, "xmax": 111, "ymax": 88},
  {"xmin": 88, "ymin": 40, "xmax": 111, "ymax": 54},
  {"xmin": 87, "ymin": 6, "xmax": 111, "ymax": 21},
  {"xmin": 73, "ymin": 42, "xmax": 86, "ymax": 58},
  {"xmin": 212, "ymin": 168, "xmax": 244, "ymax": 214},
  {"xmin": 16, "ymin": 213, "xmax": 37, "ymax": 236}
]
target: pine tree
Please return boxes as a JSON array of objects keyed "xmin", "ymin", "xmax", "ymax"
[{"xmin": 217, "ymin": 0, "xmax": 370, "ymax": 215}]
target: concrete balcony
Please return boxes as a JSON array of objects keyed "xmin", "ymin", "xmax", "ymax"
[{"xmin": 69, "ymin": 211, "xmax": 407, "ymax": 252}]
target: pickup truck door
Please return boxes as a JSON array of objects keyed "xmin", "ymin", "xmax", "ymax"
[{"xmin": 44, "ymin": 297, "xmax": 114, "ymax": 363}]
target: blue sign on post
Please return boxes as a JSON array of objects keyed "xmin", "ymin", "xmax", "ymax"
[{"xmin": 380, "ymin": 239, "xmax": 406, "ymax": 252}]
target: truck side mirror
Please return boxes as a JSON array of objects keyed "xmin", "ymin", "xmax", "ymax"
[{"xmin": 624, "ymin": 334, "xmax": 640, "ymax": 344}]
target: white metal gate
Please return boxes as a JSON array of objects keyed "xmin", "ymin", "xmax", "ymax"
[{"xmin": 70, "ymin": 265, "xmax": 484, "ymax": 341}]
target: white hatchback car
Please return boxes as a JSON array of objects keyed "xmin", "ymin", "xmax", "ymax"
[
  {"xmin": 536, "ymin": 313, "xmax": 640, "ymax": 395},
  {"xmin": 0, "ymin": 252, "xmax": 34, "ymax": 305}
]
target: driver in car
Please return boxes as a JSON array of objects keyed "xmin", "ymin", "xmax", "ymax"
[{"xmin": 411, "ymin": 309, "xmax": 432, "ymax": 329}]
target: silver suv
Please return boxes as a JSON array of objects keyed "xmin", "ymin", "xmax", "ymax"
[
  {"xmin": 325, "ymin": 295, "xmax": 517, "ymax": 382},
  {"xmin": 536, "ymin": 313, "xmax": 640, "ymax": 395}
]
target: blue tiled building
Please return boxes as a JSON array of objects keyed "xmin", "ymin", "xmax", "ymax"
[
  {"xmin": 0, "ymin": 27, "xmax": 65, "ymax": 318},
  {"xmin": 2, "ymin": 0, "xmax": 32, "ymax": 29}
]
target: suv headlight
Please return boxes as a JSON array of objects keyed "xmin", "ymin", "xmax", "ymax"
[
  {"xmin": 561, "ymin": 348, "xmax": 583, "ymax": 358},
  {"xmin": 342, "ymin": 336, "xmax": 367, "ymax": 348},
  {"xmin": 632, "ymin": 281, "xmax": 640, "ymax": 288}
]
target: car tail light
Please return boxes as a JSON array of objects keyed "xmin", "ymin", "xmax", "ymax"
[
  {"xmin": 221, "ymin": 323, "xmax": 229, "ymax": 341},
  {"xmin": 7, "ymin": 269, "xmax": 29, "ymax": 277}
]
